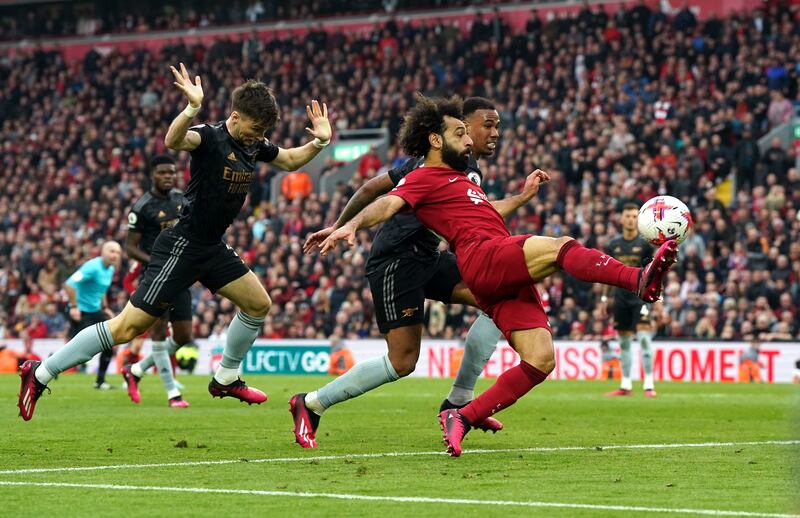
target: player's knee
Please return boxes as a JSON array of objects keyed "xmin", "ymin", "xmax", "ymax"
[
  {"xmin": 256, "ymin": 296, "xmax": 272, "ymax": 317},
  {"xmin": 538, "ymin": 352, "xmax": 556, "ymax": 375},
  {"xmin": 109, "ymin": 319, "xmax": 145, "ymax": 344},
  {"xmin": 517, "ymin": 334, "xmax": 556, "ymax": 374},
  {"xmin": 388, "ymin": 348, "xmax": 418, "ymax": 377},
  {"xmin": 246, "ymin": 294, "xmax": 272, "ymax": 318},
  {"xmin": 521, "ymin": 352, "xmax": 555, "ymax": 374},
  {"xmin": 391, "ymin": 356, "xmax": 416, "ymax": 377},
  {"xmin": 552, "ymin": 237, "xmax": 575, "ymax": 260}
]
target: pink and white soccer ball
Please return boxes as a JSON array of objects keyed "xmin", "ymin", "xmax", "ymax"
[{"xmin": 637, "ymin": 195, "xmax": 693, "ymax": 245}]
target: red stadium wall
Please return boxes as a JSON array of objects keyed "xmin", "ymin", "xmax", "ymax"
[{"xmin": 1, "ymin": 0, "xmax": 766, "ymax": 63}]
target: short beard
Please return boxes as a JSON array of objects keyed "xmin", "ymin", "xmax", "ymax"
[{"xmin": 441, "ymin": 140, "xmax": 469, "ymax": 172}]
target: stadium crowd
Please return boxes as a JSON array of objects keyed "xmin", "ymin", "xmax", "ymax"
[
  {"xmin": 0, "ymin": 1, "xmax": 799, "ymax": 345},
  {"xmin": 0, "ymin": 0, "xmax": 509, "ymax": 41}
]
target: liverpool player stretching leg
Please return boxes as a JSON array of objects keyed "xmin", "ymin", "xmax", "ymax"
[
  {"xmin": 17, "ymin": 63, "xmax": 331, "ymax": 420},
  {"xmin": 293, "ymin": 98, "xmax": 509, "ymax": 448},
  {"xmin": 320, "ymin": 95, "xmax": 677, "ymax": 456}
]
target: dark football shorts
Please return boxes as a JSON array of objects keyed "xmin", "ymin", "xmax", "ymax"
[
  {"xmin": 130, "ymin": 227, "xmax": 249, "ymax": 317},
  {"xmin": 68, "ymin": 310, "xmax": 107, "ymax": 340},
  {"xmin": 367, "ymin": 251, "xmax": 462, "ymax": 334},
  {"xmin": 613, "ymin": 299, "xmax": 649, "ymax": 331},
  {"xmin": 162, "ymin": 288, "xmax": 192, "ymax": 322}
]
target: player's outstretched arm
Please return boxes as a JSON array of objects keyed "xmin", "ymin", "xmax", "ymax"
[
  {"xmin": 272, "ymin": 100, "xmax": 332, "ymax": 171},
  {"xmin": 491, "ymin": 169, "xmax": 550, "ymax": 217},
  {"xmin": 164, "ymin": 63, "xmax": 203, "ymax": 151},
  {"xmin": 318, "ymin": 194, "xmax": 406, "ymax": 256},
  {"xmin": 304, "ymin": 156, "xmax": 421, "ymax": 252},
  {"xmin": 303, "ymin": 172, "xmax": 394, "ymax": 253}
]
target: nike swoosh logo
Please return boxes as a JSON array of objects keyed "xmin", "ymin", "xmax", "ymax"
[{"xmin": 449, "ymin": 178, "xmax": 458, "ymax": 182}]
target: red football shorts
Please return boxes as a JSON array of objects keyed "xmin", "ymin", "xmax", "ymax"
[{"xmin": 459, "ymin": 235, "xmax": 551, "ymax": 340}]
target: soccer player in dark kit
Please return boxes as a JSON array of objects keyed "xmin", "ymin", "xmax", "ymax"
[
  {"xmin": 319, "ymin": 95, "xmax": 678, "ymax": 456},
  {"xmin": 17, "ymin": 63, "xmax": 332, "ymax": 420},
  {"xmin": 121, "ymin": 154, "xmax": 193, "ymax": 408},
  {"xmin": 604, "ymin": 203, "xmax": 658, "ymax": 397}
]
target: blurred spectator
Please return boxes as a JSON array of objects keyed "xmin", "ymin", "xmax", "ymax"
[
  {"xmin": 767, "ymin": 90, "xmax": 793, "ymax": 129},
  {"xmin": 762, "ymin": 138, "xmax": 791, "ymax": 182},
  {"xmin": 41, "ymin": 303, "xmax": 68, "ymax": 337},
  {"xmin": 357, "ymin": 145, "xmax": 383, "ymax": 179},
  {"xmin": 738, "ymin": 340, "xmax": 762, "ymax": 382},
  {"xmin": 0, "ymin": 345, "xmax": 18, "ymax": 373},
  {"xmin": 600, "ymin": 340, "xmax": 621, "ymax": 380},
  {"xmin": 328, "ymin": 335, "xmax": 355, "ymax": 375},
  {"xmin": 25, "ymin": 316, "xmax": 48, "ymax": 339},
  {"xmin": 281, "ymin": 171, "xmax": 313, "ymax": 201},
  {"xmin": 18, "ymin": 334, "xmax": 42, "ymax": 364}
]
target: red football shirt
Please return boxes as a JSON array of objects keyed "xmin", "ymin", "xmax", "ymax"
[
  {"xmin": 390, "ymin": 165, "xmax": 550, "ymax": 336},
  {"xmin": 389, "ymin": 165, "xmax": 510, "ymax": 257}
]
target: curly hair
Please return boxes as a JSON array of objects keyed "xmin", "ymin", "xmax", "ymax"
[
  {"xmin": 398, "ymin": 94, "xmax": 463, "ymax": 158},
  {"xmin": 231, "ymin": 79, "xmax": 281, "ymax": 130}
]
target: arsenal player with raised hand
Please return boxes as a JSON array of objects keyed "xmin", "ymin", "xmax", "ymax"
[
  {"xmin": 17, "ymin": 63, "xmax": 332, "ymax": 421},
  {"xmin": 320, "ymin": 95, "xmax": 678, "ymax": 456}
]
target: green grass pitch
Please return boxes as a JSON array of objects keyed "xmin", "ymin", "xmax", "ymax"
[{"xmin": 1, "ymin": 374, "xmax": 798, "ymax": 517}]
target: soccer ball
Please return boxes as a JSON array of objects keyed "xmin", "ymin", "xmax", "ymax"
[{"xmin": 637, "ymin": 195, "xmax": 693, "ymax": 245}]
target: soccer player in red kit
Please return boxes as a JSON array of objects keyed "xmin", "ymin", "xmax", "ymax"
[{"xmin": 320, "ymin": 95, "xmax": 678, "ymax": 456}]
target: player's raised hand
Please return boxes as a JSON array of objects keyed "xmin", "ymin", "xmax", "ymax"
[
  {"xmin": 304, "ymin": 226, "xmax": 336, "ymax": 254},
  {"xmin": 319, "ymin": 224, "xmax": 356, "ymax": 256},
  {"xmin": 305, "ymin": 100, "xmax": 332, "ymax": 143},
  {"xmin": 522, "ymin": 169, "xmax": 551, "ymax": 200},
  {"xmin": 170, "ymin": 63, "xmax": 203, "ymax": 108}
]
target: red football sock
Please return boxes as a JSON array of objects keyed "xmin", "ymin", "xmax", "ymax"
[
  {"xmin": 460, "ymin": 361, "xmax": 548, "ymax": 425},
  {"xmin": 557, "ymin": 239, "xmax": 639, "ymax": 292}
]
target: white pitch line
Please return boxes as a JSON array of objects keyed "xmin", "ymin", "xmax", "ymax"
[
  {"xmin": 0, "ymin": 439, "xmax": 796, "ymax": 476},
  {"xmin": 0, "ymin": 481, "xmax": 796, "ymax": 518}
]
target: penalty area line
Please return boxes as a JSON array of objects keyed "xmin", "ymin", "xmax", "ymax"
[
  {"xmin": 0, "ymin": 481, "xmax": 796, "ymax": 518},
  {"xmin": 0, "ymin": 439, "xmax": 797, "ymax": 476}
]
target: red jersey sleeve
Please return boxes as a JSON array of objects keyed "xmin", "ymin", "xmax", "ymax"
[{"xmin": 389, "ymin": 168, "xmax": 433, "ymax": 208}]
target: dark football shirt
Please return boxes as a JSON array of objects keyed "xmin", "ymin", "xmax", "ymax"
[
  {"xmin": 176, "ymin": 121, "xmax": 279, "ymax": 243},
  {"xmin": 128, "ymin": 189, "xmax": 186, "ymax": 254},
  {"xmin": 608, "ymin": 235, "xmax": 653, "ymax": 304},
  {"xmin": 366, "ymin": 155, "xmax": 483, "ymax": 273}
]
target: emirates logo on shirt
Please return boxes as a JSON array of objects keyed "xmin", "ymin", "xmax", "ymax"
[{"xmin": 467, "ymin": 188, "xmax": 487, "ymax": 205}]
